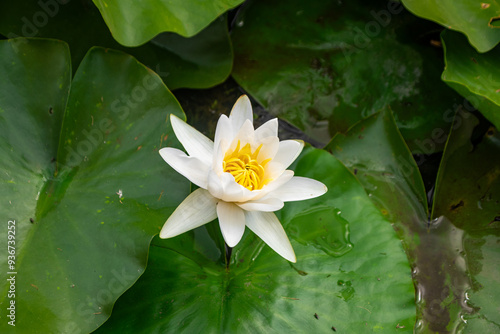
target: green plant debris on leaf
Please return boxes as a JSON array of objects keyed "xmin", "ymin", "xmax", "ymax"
[{"xmin": 0, "ymin": 38, "xmax": 190, "ymax": 333}]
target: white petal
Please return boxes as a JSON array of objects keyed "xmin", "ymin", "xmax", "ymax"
[
  {"xmin": 207, "ymin": 170, "xmax": 293, "ymax": 204},
  {"xmin": 217, "ymin": 201, "xmax": 246, "ymax": 247},
  {"xmin": 219, "ymin": 173, "xmax": 254, "ymax": 202},
  {"xmin": 256, "ymin": 136, "xmax": 279, "ymax": 162},
  {"xmin": 207, "ymin": 169, "xmax": 224, "ymax": 199},
  {"xmin": 159, "ymin": 148, "xmax": 209, "ymax": 189},
  {"xmin": 207, "ymin": 170, "xmax": 254, "ymax": 202},
  {"xmin": 230, "ymin": 119, "xmax": 254, "ymax": 148},
  {"xmin": 160, "ymin": 188, "xmax": 217, "ymax": 238},
  {"xmin": 268, "ymin": 176, "xmax": 328, "ymax": 202},
  {"xmin": 263, "ymin": 170, "xmax": 294, "ymax": 192},
  {"xmin": 213, "ymin": 114, "xmax": 232, "ymax": 159},
  {"xmin": 170, "ymin": 114, "xmax": 214, "ymax": 166},
  {"xmin": 245, "ymin": 211, "xmax": 296, "ymax": 262},
  {"xmin": 272, "ymin": 140, "xmax": 304, "ymax": 170},
  {"xmin": 237, "ymin": 197, "xmax": 284, "ymax": 212},
  {"xmin": 254, "ymin": 118, "xmax": 278, "ymax": 141},
  {"xmin": 229, "ymin": 95, "xmax": 253, "ymax": 138},
  {"xmin": 250, "ymin": 170, "xmax": 294, "ymax": 201},
  {"xmin": 263, "ymin": 161, "xmax": 287, "ymax": 181},
  {"xmin": 212, "ymin": 139, "xmax": 225, "ymax": 175}
]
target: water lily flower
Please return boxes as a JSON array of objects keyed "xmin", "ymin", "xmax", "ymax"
[{"xmin": 159, "ymin": 95, "xmax": 327, "ymax": 262}]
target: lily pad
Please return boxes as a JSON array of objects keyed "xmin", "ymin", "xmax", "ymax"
[
  {"xmin": 326, "ymin": 107, "xmax": 500, "ymax": 332},
  {"xmin": 92, "ymin": 0, "xmax": 244, "ymax": 46},
  {"xmin": 441, "ymin": 30, "xmax": 500, "ymax": 130},
  {"xmin": 326, "ymin": 109, "xmax": 464, "ymax": 332},
  {"xmin": 432, "ymin": 112, "xmax": 500, "ymax": 332},
  {"xmin": 401, "ymin": 0, "xmax": 500, "ymax": 52},
  {"xmin": 325, "ymin": 108, "xmax": 429, "ymax": 225},
  {"xmin": 95, "ymin": 148, "xmax": 415, "ymax": 333},
  {"xmin": 0, "ymin": 0, "xmax": 233, "ymax": 89},
  {"xmin": 0, "ymin": 38, "xmax": 189, "ymax": 333},
  {"xmin": 231, "ymin": 0, "xmax": 462, "ymax": 153}
]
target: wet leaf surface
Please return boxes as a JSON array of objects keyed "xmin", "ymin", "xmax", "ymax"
[{"xmin": 432, "ymin": 112, "xmax": 500, "ymax": 332}]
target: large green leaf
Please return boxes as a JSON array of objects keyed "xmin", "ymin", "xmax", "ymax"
[
  {"xmin": 325, "ymin": 108, "xmax": 429, "ymax": 242},
  {"xmin": 0, "ymin": 0, "xmax": 233, "ymax": 90},
  {"xmin": 325, "ymin": 110, "xmax": 443, "ymax": 331},
  {"xmin": 432, "ymin": 112, "xmax": 500, "ymax": 332},
  {"xmin": 0, "ymin": 38, "xmax": 189, "ymax": 333},
  {"xmin": 95, "ymin": 148, "xmax": 416, "ymax": 333},
  {"xmin": 401, "ymin": 0, "xmax": 500, "ymax": 52},
  {"xmin": 326, "ymin": 108, "xmax": 500, "ymax": 332},
  {"xmin": 231, "ymin": 0, "xmax": 462, "ymax": 153},
  {"xmin": 92, "ymin": 0, "xmax": 244, "ymax": 46},
  {"xmin": 441, "ymin": 30, "xmax": 500, "ymax": 130}
]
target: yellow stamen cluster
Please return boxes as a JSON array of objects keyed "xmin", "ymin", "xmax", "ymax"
[{"xmin": 223, "ymin": 141, "xmax": 271, "ymax": 191}]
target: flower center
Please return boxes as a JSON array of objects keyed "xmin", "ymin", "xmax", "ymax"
[{"xmin": 223, "ymin": 141, "xmax": 271, "ymax": 191}]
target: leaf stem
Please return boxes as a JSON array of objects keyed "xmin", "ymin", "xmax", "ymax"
[{"xmin": 224, "ymin": 242, "xmax": 232, "ymax": 269}]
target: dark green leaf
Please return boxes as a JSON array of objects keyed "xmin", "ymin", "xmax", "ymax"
[
  {"xmin": 432, "ymin": 112, "xmax": 500, "ymax": 332},
  {"xmin": 231, "ymin": 0, "xmax": 461, "ymax": 153},
  {"xmin": 402, "ymin": 0, "xmax": 500, "ymax": 52},
  {"xmin": 0, "ymin": 1, "xmax": 233, "ymax": 89},
  {"xmin": 441, "ymin": 30, "xmax": 500, "ymax": 130},
  {"xmin": 325, "ymin": 108, "xmax": 429, "ymax": 225}
]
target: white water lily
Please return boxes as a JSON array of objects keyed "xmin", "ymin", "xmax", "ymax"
[{"xmin": 159, "ymin": 95, "xmax": 327, "ymax": 262}]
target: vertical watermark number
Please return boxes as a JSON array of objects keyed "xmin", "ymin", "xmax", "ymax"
[{"xmin": 6, "ymin": 219, "xmax": 16, "ymax": 327}]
